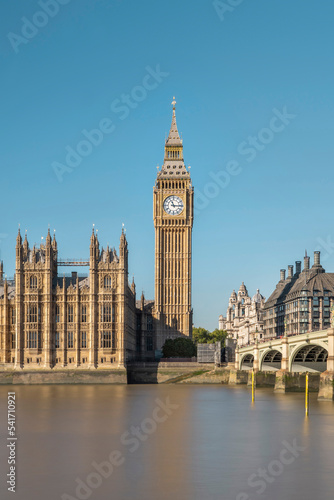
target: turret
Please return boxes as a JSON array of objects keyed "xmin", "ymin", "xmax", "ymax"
[
  {"xmin": 46, "ymin": 227, "xmax": 51, "ymax": 247},
  {"xmin": 45, "ymin": 228, "xmax": 52, "ymax": 266},
  {"xmin": 16, "ymin": 227, "xmax": 22, "ymax": 269},
  {"xmin": 95, "ymin": 230, "xmax": 99, "ymax": 260},
  {"xmin": 23, "ymin": 231, "xmax": 29, "ymax": 257},
  {"xmin": 229, "ymin": 290, "xmax": 237, "ymax": 304},
  {"xmin": 131, "ymin": 276, "xmax": 136, "ymax": 294},
  {"xmin": 52, "ymin": 230, "xmax": 57, "ymax": 253},
  {"xmin": 90, "ymin": 227, "xmax": 97, "ymax": 266},
  {"xmin": 119, "ymin": 227, "xmax": 128, "ymax": 272},
  {"xmin": 238, "ymin": 282, "xmax": 248, "ymax": 298}
]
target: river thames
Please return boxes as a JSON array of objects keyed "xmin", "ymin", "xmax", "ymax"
[{"xmin": 1, "ymin": 384, "xmax": 333, "ymax": 500}]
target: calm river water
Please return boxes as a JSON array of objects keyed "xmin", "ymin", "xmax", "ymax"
[{"xmin": 0, "ymin": 384, "xmax": 333, "ymax": 500}]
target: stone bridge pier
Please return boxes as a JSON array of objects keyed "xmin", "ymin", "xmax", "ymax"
[
  {"xmin": 318, "ymin": 328, "xmax": 334, "ymax": 400},
  {"xmin": 235, "ymin": 328, "xmax": 334, "ymax": 400}
]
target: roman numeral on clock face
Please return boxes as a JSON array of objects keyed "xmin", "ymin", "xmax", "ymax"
[{"xmin": 163, "ymin": 196, "xmax": 184, "ymax": 215}]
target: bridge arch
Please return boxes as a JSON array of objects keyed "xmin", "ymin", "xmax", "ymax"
[
  {"xmin": 240, "ymin": 353, "xmax": 254, "ymax": 370},
  {"xmin": 259, "ymin": 348, "xmax": 282, "ymax": 371},
  {"xmin": 289, "ymin": 342, "xmax": 328, "ymax": 372}
]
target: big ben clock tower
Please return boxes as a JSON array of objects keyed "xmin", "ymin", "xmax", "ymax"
[{"xmin": 153, "ymin": 98, "xmax": 194, "ymax": 349}]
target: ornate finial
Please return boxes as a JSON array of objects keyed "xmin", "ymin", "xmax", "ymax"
[{"xmin": 172, "ymin": 96, "xmax": 176, "ymax": 108}]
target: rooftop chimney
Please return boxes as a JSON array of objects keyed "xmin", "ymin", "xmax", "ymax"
[
  {"xmin": 288, "ymin": 265, "xmax": 294, "ymax": 279},
  {"xmin": 314, "ymin": 251, "xmax": 321, "ymax": 267},
  {"xmin": 280, "ymin": 269, "xmax": 286, "ymax": 282},
  {"xmin": 304, "ymin": 252, "xmax": 310, "ymax": 271},
  {"xmin": 295, "ymin": 261, "xmax": 301, "ymax": 274}
]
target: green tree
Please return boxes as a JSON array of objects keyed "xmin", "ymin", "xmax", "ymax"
[
  {"xmin": 192, "ymin": 327, "xmax": 228, "ymax": 346},
  {"xmin": 210, "ymin": 329, "xmax": 228, "ymax": 345},
  {"xmin": 192, "ymin": 327, "xmax": 211, "ymax": 344},
  {"xmin": 162, "ymin": 337, "xmax": 197, "ymax": 358}
]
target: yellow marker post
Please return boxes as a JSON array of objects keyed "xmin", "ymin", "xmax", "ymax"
[
  {"xmin": 252, "ymin": 369, "xmax": 255, "ymax": 403},
  {"xmin": 305, "ymin": 372, "xmax": 309, "ymax": 417}
]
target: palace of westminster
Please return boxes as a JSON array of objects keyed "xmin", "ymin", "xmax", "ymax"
[
  {"xmin": 1, "ymin": 100, "xmax": 334, "ymax": 369},
  {"xmin": 0, "ymin": 99, "xmax": 194, "ymax": 369}
]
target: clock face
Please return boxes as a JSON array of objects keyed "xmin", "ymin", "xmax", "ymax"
[{"xmin": 163, "ymin": 196, "xmax": 184, "ymax": 215}]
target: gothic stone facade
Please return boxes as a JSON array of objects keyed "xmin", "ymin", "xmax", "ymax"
[
  {"xmin": 153, "ymin": 99, "xmax": 194, "ymax": 350},
  {"xmin": 0, "ymin": 228, "xmax": 136, "ymax": 369},
  {"xmin": 0, "ymin": 100, "xmax": 194, "ymax": 367},
  {"xmin": 135, "ymin": 100, "xmax": 194, "ymax": 357},
  {"xmin": 224, "ymin": 283, "xmax": 265, "ymax": 346}
]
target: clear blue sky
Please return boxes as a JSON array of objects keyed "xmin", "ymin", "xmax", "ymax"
[{"xmin": 1, "ymin": 0, "xmax": 334, "ymax": 330}]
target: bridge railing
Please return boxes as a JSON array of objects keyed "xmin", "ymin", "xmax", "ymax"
[{"xmin": 238, "ymin": 330, "xmax": 329, "ymax": 349}]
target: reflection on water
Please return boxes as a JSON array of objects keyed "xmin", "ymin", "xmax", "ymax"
[{"xmin": 0, "ymin": 385, "xmax": 333, "ymax": 500}]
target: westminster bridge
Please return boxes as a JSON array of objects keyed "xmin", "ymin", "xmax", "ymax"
[{"xmin": 236, "ymin": 327, "xmax": 334, "ymax": 373}]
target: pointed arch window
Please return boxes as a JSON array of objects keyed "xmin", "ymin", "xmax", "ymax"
[
  {"xmin": 68, "ymin": 332, "xmax": 74, "ymax": 349},
  {"xmin": 27, "ymin": 305, "xmax": 37, "ymax": 323},
  {"xmin": 104, "ymin": 276, "xmax": 112, "ymax": 290},
  {"xmin": 30, "ymin": 276, "xmax": 37, "ymax": 289},
  {"xmin": 55, "ymin": 332, "xmax": 60, "ymax": 349},
  {"xmin": 101, "ymin": 305, "xmax": 112, "ymax": 323},
  {"xmin": 101, "ymin": 331, "xmax": 111, "ymax": 348}
]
